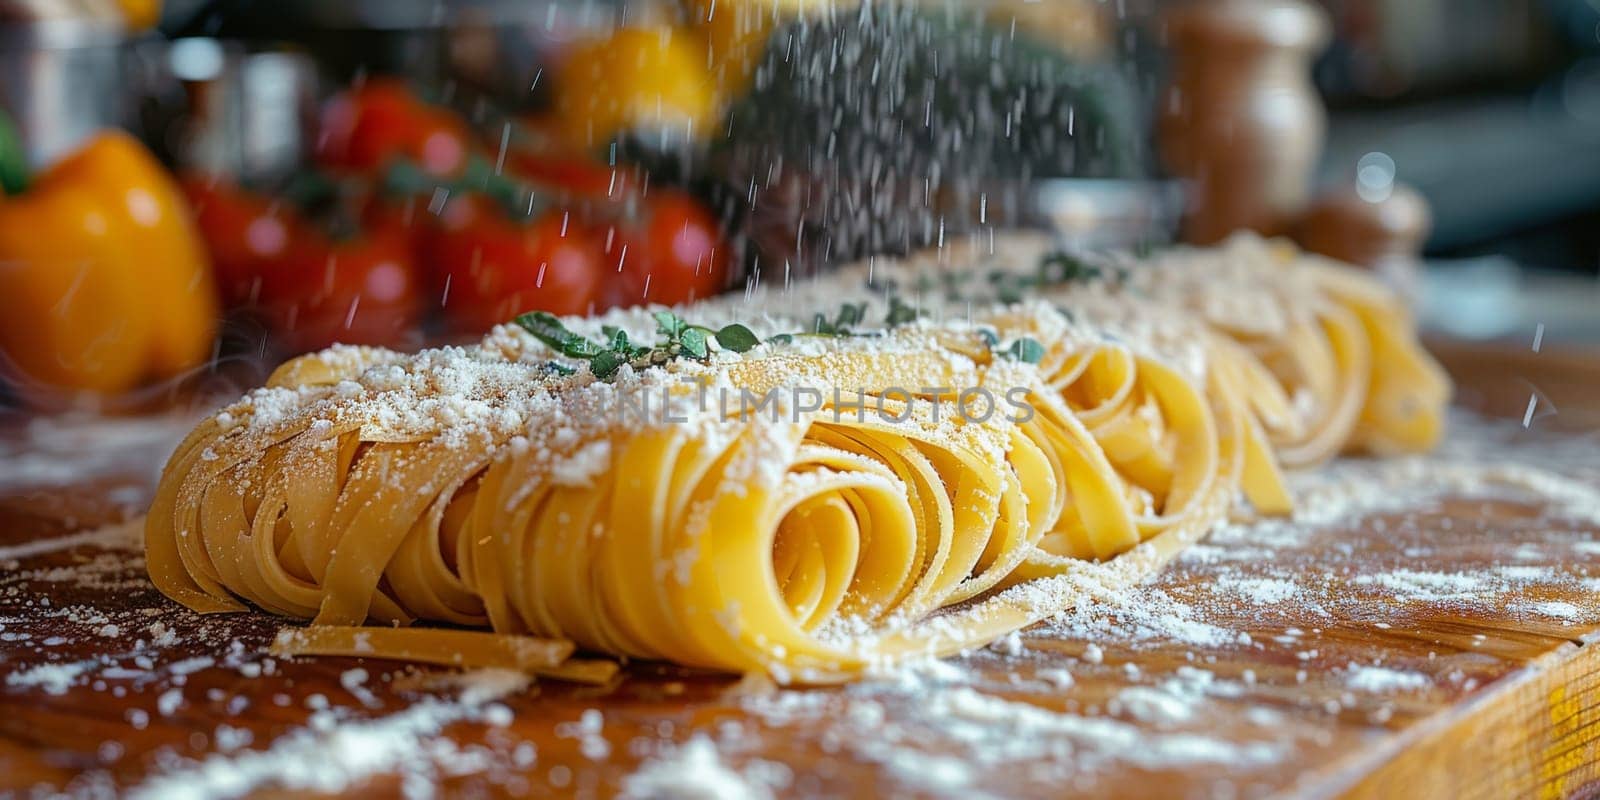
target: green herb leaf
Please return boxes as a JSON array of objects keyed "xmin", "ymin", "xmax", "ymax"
[
  {"xmin": 808, "ymin": 302, "xmax": 873, "ymax": 337},
  {"xmin": 715, "ymin": 324, "xmax": 761, "ymax": 353},
  {"xmin": 679, "ymin": 328, "xmax": 709, "ymax": 359},
  {"xmin": 653, "ymin": 311, "xmax": 687, "ymax": 340},
  {"xmin": 977, "ymin": 328, "xmax": 999, "ymax": 348},
  {"xmin": 886, "ymin": 296, "xmax": 924, "ymax": 328},
  {"xmin": 838, "ymin": 302, "xmax": 866, "ymax": 328},
  {"xmin": 1038, "ymin": 252, "xmax": 1102, "ymax": 285},
  {"xmin": 590, "ymin": 350, "xmax": 628, "ymax": 379},
  {"xmin": 515, "ymin": 312, "xmax": 603, "ymax": 358},
  {"xmin": 518, "ymin": 309, "xmax": 753, "ymax": 381},
  {"xmin": 1005, "ymin": 337, "xmax": 1046, "ymax": 364},
  {"xmin": 601, "ymin": 326, "xmax": 632, "ymax": 351}
]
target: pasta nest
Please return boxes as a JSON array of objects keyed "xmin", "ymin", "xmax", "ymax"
[{"xmin": 146, "ymin": 234, "xmax": 1449, "ymax": 681}]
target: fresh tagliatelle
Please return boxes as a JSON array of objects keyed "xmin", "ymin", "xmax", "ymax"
[{"xmin": 145, "ymin": 233, "xmax": 1449, "ymax": 682}]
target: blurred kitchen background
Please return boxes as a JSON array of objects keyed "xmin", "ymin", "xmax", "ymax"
[{"xmin": 1, "ymin": 0, "xmax": 1597, "ymax": 411}]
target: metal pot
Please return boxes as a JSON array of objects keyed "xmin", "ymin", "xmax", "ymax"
[
  {"xmin": 124, "ymin": 36, "xmax": 318, "ymax": 182},
  {"xmin": 0, "ymin": 0, "xmax": 126, "ymax": 168}
]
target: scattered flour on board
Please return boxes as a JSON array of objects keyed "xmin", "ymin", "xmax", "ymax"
[
  {"xmin": 1343, "ymin": 665, "xmax": 1431, "ymax": 694},
  {"xmin": 1109, "ymin": 666, "xmax": 1239, "ymax": 725},
  {"xmin": 124, "ymin": 669, "xmax": 531, "ymax": 800},
  {"xmin": 1522, "ymin": 600, "xmax": 1582, "ymax": 621},
  {"xmin": 1211, "ymin": 576, "xmax": 1300, "ymax": 605},
  {"xmin": 0, "ymin": 413, "xmax": 203, "ymax": 491},
  {"xmin": 621, "ymin": 737, "xmax": 787, "ymax": 800},
  {"xmin": 5, "ymin": 659, "xmax": 97, "ymax": 695},
  {"xmin": 1042, "ymin": 586, "xmax": 1251, "ymax": 649},
  {"xmin": 0, "ymin": 517, "xmax": 142, "ymax": 562},
  {"xmin": 724, "ymin": 657, "xmax": 1282, "ymax": 798},
  {"xmin": 1351, "ymin": 570, "xmax": 1488, "ymax": 601}
]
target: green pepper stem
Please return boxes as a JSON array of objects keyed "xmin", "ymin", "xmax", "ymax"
[{"xmin": 0, "ymin": 111, "xmax": 32, "ymax": 196}]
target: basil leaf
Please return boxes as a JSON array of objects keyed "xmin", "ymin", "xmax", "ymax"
[{"xmin": 715, "ymin": 324, "xmax": 761, "ymax": 353}]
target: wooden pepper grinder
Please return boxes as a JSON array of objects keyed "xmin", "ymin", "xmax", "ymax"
[{"xmin": 1158, "ymin": 0, "xmax": 1331, "ymax": 245}]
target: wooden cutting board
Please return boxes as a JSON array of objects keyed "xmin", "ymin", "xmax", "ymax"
[{"xmin": 1, "ymin": 340, "xmax": 1596, "ymax": 799}]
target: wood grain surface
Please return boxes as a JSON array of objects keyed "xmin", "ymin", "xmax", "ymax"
[{"xmin": 1, "ymin": 340, "xmax": 1597, "ymax": 799}]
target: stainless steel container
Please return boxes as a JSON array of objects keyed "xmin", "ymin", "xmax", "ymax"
[
  {"xmin": 215, "ymin": 0, "xmax": 619, "ymax": 110},
  {"xmin": 1025, "ymin": 179, "xmax": 1185, "ymax": 251},
  {"xmin": 126, "ymin": 37, "xmax": 319, "ymax": 182},
  {"xmin": 0, "ymin": 0, "xmax": 125, "ymax": 169}
]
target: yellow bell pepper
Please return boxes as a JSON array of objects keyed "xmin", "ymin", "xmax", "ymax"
[
  {"xmin": 0, "ymin": 131, "xmax": 218, "ymax": 397},
  {"xmin": 683, "ymin": 0, "xmax": 776, "ymax": 103},
  {"xmin": 115, "ymin": 0, "xmax": 164, "ymax": 31},
  {"xmin": 554, "ymin": 27, "xmax": 718, "ymax": 148}
]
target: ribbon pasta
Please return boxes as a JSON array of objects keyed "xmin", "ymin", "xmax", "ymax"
[{"xmin": 146, "ymin": 234, "xmax": 1448, "ymax": 681}]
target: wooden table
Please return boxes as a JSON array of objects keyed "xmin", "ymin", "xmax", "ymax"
[{"xmin": 1, "ymin": 341, "xmax": 1597, "ymax": 799}]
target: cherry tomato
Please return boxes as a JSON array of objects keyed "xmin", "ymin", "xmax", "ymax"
[
  {"xmin": 316, "ymin": 79, "xmax": 471, "ymax": 178},
  {"xmin": 428, "ymin": 195, "xmax": 604, "ymax": 333},
  {"xmin": 317, "ymin": 80, "xmax": 410, "ymax": 168},
  {"xmin": 423, "ymin": 192, "xmax": 498, "ymax": 291},
  {"xmin": 259, "ymin": 226, "xmax": 422, "ymax": 354},
  {"xmin": 405, "ymin": 109, "xmax": 472, "ymax": 177},
  {"xmin": 361, "ymin": 192, "xmax": 431, "ymax": 257},
  {"xmin": 609, "ymin": 191, "xmax": 728, "ymax": 308},
  {"xmin": 503, "ymin": 117, "xmax": 636, "ymax": 202},
  {"xmin": 181, "ymin": 175, "xmax": 301, "ymax": 308},
  {"xmin": 507, "ymin": 150, "xmax": 631, "ymax": 199}
]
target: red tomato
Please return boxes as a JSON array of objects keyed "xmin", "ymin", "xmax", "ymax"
[
  {"xmin": 423, "ymin": 192, "xmax": 497, "ymax": 292},
  {"xmin": 428, "ymin": 195, "xmax": 604, "ymax": 333},
  {"xmin": 505, "ymin": 116, "xmax": 636, "ymax": 200},
  {"xmin": 610, "ymin": 191, "xmax": 728, "ymax": 308},
  {"xmin": 317, "ymin": 80, "xmax": 411, "ymax": 168},
  {"xmin": 316, "ymin": 79, "xmax": 471, "ymax": 178},
  {"xmin": 259, "ymin": 226, "xmax": 422, "ymax": 354},
  {"xmin": 507, "ymin": 150, "xmax": 632, "ymax": 199},
  {"xmin": 406, "ymin": 110, "xmax": 472, "ymax": 177},
  {"xmin": 181, "ymin": 176, "xmax": 300, "ymax": 308},
  {"xmin": 361, "ymin": 192, "xmax": 431, "ymax": 257}
]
